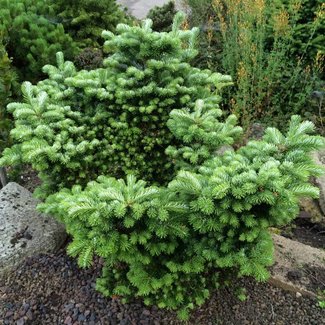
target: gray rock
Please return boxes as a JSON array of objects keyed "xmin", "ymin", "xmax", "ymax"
[
  {"xmin": 117, "ymin": 0, "xmax": 171, "ymax": 19},
  {"xmin": 117, "ymin": 0, "xmax": 187, "ymax": 20},
  {"xmin": 312, "ymin": 150, "xmax": 325, "ymax": 216},
  {"xmin": 0, "ymin": 182, "xmax": 66, "ymax": 278}
]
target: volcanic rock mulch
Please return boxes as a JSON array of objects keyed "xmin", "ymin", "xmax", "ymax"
[{"xmin": 1, "ymin": 251, "xmax": 324, "ymax": 325}]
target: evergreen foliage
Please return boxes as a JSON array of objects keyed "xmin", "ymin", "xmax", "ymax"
[
  {"xmin": 1, "ymin": 13, "xmax": 324, "ymax": 319},
  {"xmin": 40, "ymin": 108, "xmax": 324, "ymax": 319},
  {"xmin": 281, "ymin": 0, "xmax": 324, "ymax": 66},
  {"xmin": 0, "ymin": 13, "xmax": 230, "ymax": 197},
  {"xmin": 0, "ymin": 0, "xmax": 77, "ymax": 82},
  {"xmin": 52, "ymin": 0, "xmax": 128, "ymax": 47},
  {"xmin": 147, "ymin": 1, "xmax": 177, "ymax": 32},
  {"xmin": 0, "ymin": 36, "xmax": 16, "ymax": 155}
]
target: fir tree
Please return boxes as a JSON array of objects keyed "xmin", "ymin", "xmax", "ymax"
[
  {"xmin": 0, "ymin": 13, "xmax": 231, "ymax": 196},
  {"xmin": 39, "ymin": 109, "xmax": 324, "ymax": 319},
  {"xmin": 1, "ymin": 13, "xmax": 324, "ymax": 319}
]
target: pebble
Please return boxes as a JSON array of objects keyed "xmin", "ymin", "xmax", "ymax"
[
  {"xmin": 16, "ymin": 318, "xmax": 25, "ymax": 325},
  {"xmin": 142, "ymin": 309, "xmax": 151, "ymax": 316},
  {"xmin": 64, "ymin": 315, "xmax": 72, "ymax": 325},
  {"xmin": 78, "ymin": 314, "xmax": 86, "ymax": 321}
]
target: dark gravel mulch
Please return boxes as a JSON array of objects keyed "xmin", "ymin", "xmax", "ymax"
[{"xmin": 1, "ymin": 251, "xmax": 324, "ymax": 325}]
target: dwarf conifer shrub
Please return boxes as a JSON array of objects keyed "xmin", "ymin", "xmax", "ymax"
[
  {"xmin": 1, "ymin": 13, "xmax": 324, "ymax": 319},
  {"xmin": 0, "ymin": 13, "xmax": 231, "ymax": 197},
  {"xmin": 40, "ymin": 109, "xmax": 324, "ymax": 319}
]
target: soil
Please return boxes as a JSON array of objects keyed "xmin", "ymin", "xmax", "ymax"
[
  {"xmin": 5, "ymin": 165, "xmax": 41, "ymax": 193},
  {"xmin": 286, "ymin": 265, "xmax": 325, "ymax": 293},
  {"xmin": 303, "ymin": 266, "xmax": 325, "ymax": 293},
  {"xmin": 1, "ymin": 251, "xmax": 325, "ymax": 325},
  {"xmin": 15, "ymin": 166, "xmax": 41, "ymax": 193},
  {"xmin": 280, "ymin": 213, "xmax": 325, "ymax": 249}
]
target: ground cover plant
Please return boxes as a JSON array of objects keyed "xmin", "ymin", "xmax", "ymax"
[{"xmin": 1, "ymin": 13, "xmax": 324, "ymax": 319}]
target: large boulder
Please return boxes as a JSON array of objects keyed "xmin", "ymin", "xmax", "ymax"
[
  {"xmin": 312, "ymin": 150, "xmax": 325, "ymax": 216},
  {"xmin": 0, "ymin": 182, "xmax": 67, "ymax": 278}
]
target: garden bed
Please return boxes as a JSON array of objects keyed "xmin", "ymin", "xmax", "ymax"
[{"xmin": 1, "ymin": 249, "xmax": 324, "ymax": 325}]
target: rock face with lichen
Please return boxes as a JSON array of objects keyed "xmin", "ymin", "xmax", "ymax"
[{"xmin": 0, "ymin": 182, "xmax": 66, "ymax": 278}]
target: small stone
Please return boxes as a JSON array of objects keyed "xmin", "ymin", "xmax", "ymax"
[
  {"xmin": 142, "ymin": 309, "xmax": 150, "ymax": 316},
  {"xmin": 296, "ymin": 292, "xmax": 302, "ymax": 298},
  {"xmin": 64, "ymin": 303, "xmax": 74, "ymax": 312},
  {"xmin": 64, "ymin": 315, "xmax": 72, "ymax": 325},
  {"xmin": 287, "ymin": 270, "xmax": 303, "ymax": 282},
  {"xmin": 78, "ymin": 314, "xmax": 86, "ymax": 321},
  {"xmin": 140, "ymin": 320, "xmax": 149, "ymax": 325},
  {"xmin": 26, "ymin": 310, "xmax": 33, "ymax": 320},
  {"xmin": 5, "ymin": 310, "xmax": 14, "ymax": 318},
  {"xmin": 16, "ymin": 318, "xmax": 25, "ymax": 325}
]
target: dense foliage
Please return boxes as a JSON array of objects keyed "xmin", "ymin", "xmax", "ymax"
[
  {"xmin": 2, "ymin": 14, "xmax": 324, "ymax": 319},
  {"xmin": 53, "ymin": 0, "xmax": 128, "ymax": 47},
  {"xmin": 176, "ymin": 0, "xmax": 325, "ymax": 130},
  {"xmin": 147, "ymin": 1, "xmax": 177, "ymax": 32},
  {"xmin": 0, "ymin": 37, "xmax": 15, "ymax": 156},
  {"xmin": 0, "ymin": 0, "xmax": 77, "ymax": 82},
  {"xmin": 281, "ymin": 0, "xmax": 324, "ymax": 66},
  {"xmin": 41, "ymin": 112, "xmax": 324, "ymax": 319},
  {"xmin": 0, "ymin": 14, "xmax": 231, "ymax": 197}
]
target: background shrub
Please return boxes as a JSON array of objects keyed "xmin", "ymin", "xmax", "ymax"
[
  {"xmin": 0, "ymin": 37, "xmax": 16, "ymax": 155},
  {"xmin": 52, "ymin": 0, "xmax": 129, "ymax": 47},
  {"xmin": 180, "ymin": 0, "xmax": 324, "ymax": 131},
  {"xmin": 0, "ymin": 0, "xmax": 78, "ymax": 83},
  {"xmin": 281, "ymin": 0, "xmax": 324, "ymax": 66},
  {"xmin": 147, "ymin": 1, "xmax": 177, "ymax": 32},
  {"xmin": 74, "ymin": 47, "xmax": 104, "ymax": 71}
]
